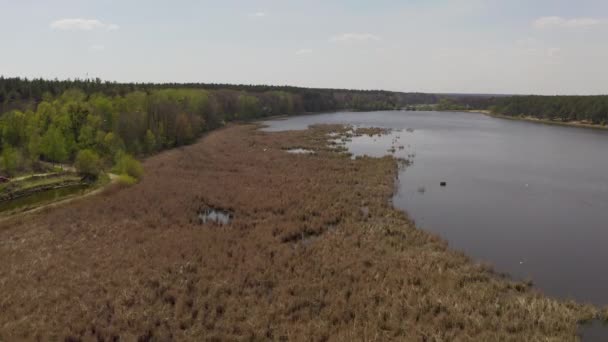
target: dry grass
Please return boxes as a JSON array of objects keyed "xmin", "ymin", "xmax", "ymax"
[{"xmin": 0, "ymin": 124, "xmax": 596, "ymax": 341}]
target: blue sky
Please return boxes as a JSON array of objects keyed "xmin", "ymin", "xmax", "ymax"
[{"xmin": 1, "ymin": 0, "xmax": 607, "ymax": 94}]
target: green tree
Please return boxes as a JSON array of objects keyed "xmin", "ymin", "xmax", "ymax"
[
  {"xmin": 41, "ymin": 126, "xmax": 68, "ymax": 163},
  {"xmin": 103, "ymin": 132, "xmax": 124, "ymax": 155},
  {"xmin": 113, "ymin": 151, "xmax": 144, "ymax": 180},
  {"xmin": 75, "ymin": 149, "xmax": 101, "ymax": 178},
  {"xmin": 77, "ymin": 125, "xmax": 96, "ymax": 149},
  {"xmin": 237, "ymin": 95, "xmax": 260, "ymax": 119},
  {"xmin": 0, "ymin": 110, "xmax": 27, "ymax": 146},
  {"xmin": 27, "ymin": 133, "xmax": 42, "ymax": 160},
  {"xmin": 0, "ymin": 145, "xmax": 21, "ymax": 176}
]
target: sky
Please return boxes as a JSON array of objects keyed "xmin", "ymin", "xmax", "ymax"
[{"xmin": 1, "ymin": 0, "xmax": 607, "ymax": 95}]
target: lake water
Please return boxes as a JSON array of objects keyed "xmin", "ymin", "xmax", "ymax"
[{"xmin": 262, "ymin": 111, "xmax": 608, "ymax": 309}]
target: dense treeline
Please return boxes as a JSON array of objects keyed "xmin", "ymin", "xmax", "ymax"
[
  {"xmin": 0, "ymin": 77, "xmax": 440, "ymax": 176},
  {"xmin": 438, "ymin": 94, "xmax": 608, "ymax": 125},
  {"xmin": 0, "ymin": 77, "xmax": 439, "ymax": 114},
  {"xmin": 489, "ymin": 96, "xmax": 608, "ymax": 124}
]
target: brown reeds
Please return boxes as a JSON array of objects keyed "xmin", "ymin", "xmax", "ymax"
[{"xmin": 0, "ymin": 124, "xmax": 596, "ymax": 341}]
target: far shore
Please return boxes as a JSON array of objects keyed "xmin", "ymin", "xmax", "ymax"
[{"xmin": 464, "ymin": 110, "xmax": 608, "ymax": 130}]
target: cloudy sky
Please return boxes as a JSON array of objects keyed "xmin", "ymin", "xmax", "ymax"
[{"xmin": 1, "ymin": 0, "xmax": 607, "ymax": 95}]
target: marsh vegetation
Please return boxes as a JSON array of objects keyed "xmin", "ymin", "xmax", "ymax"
[{"xmin": 0, "ymin": 123, "xmax": 598, "ymax": 341}]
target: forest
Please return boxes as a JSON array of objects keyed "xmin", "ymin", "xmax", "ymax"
[
  {"xmin": 489, "ymin": 95, "xmax": 608, "ymax": 124},
  {"xmin": 0, "ymin": 77, "xmax": 439, "ymax": 177},
  {"xmin": 439, "ymin": 94, "xmax": 608, "ymax": 125}
]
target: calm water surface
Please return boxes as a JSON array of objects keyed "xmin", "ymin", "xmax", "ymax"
[
  {"xmin": 262, "ymin": 111, "xmax": 608, "ymax": 308},
  {"xmin": 0, "ymin": 184, "xmax": 88, "ymax": 213}
]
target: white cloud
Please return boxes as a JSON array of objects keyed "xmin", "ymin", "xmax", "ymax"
[
  {"xmin": 249, "ymin": 12, "xmax": 266, "ymax": 18},
  {"xmin": 89, "ymin": 44, "xmax": 105, "ymax": 52},
  {"xmin": 330, "ymin": 33, "xmax": 381, "ymax": 43},
  {"xmin": 50, "ymin": 18, "xmax": 119, "ymax": 31},
  {"xmin": 295, "ymin": 48, "xmax": 313, "ymax": 55},
  {"xmin": 533, "ymin": 16, "xmax": 602, "ymax": 29}
]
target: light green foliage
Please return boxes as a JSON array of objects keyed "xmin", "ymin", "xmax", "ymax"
[
  {"xmin": 59, "ymin": 88, "xmax": 87, "ymax": 103},
  {"xmin": 85, "ymin": 114, "xmax": 102, "ymax": 130},
  {"xmin": 0, "ymin": 110, "xmax": 27, "ymax": 146},
  {"xmin": 27, "ymin": 134, "xmax": 42, "ymax": 160},
  {"xmin": 1, "ymin": 145, "xmax": 22, "ymax": 176},
  {"xmin": 237, "ymin": 94, "xmax": 261, "ymax": 119},
  {"xmin": 113, "ymin": 151, "xmax": 144, "ymax": 181},
  {"xmin": 89, "ymin": 94, "xmax": 115, "ymax": 131},
  {"xmin": 116, "ymin": 174, "xmax": 137, "ymax": 186},
  {"xmin": 437, "ymin": 98, "xmax": 467, "ymax": 111},
  {"xmin": 0, "ymin": 87, "xmax": 264, "ymax": 176},
  {"xmin": 103, "ymin": 132, "xmax": 124, "ymax": 155},
  {"xmin": 41, "ymin": 126, "xmax": 68, "ymax": 163},
  {"xmin": 75, "ymin": 149, "xmax": 101, "ymax": 178},
  {"xmin": 78, "ymin": 125, "xmax": 96, "ymax": 149},
  {"xmin": 124, "ymin": 91, "xmax": 147, "ymax": 113}
]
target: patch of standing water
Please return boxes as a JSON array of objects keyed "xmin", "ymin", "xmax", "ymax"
[
  {"xmin": 199, "ymin": 208, "xmax": 233, "ymax": 225},
  {"xmin": 286, "ymin": 148, "xmax": 315, "ymax": 154},
  {"xmin": 579, "ymin": 320, "xmax": 608, "ymax": 342}
]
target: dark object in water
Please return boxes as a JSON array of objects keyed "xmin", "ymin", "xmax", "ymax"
[
  {"xmin": 440, "ymin": 181, "xmax": 447, "ymax": 187},
  {"xmin": 0, "ymin": 176, "xmax": 9, "ymax": 183}
]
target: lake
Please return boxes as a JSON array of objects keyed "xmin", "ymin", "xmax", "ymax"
[{"xmin": 262, "ymin": 111, "xmax": 608, "ymax": 308}]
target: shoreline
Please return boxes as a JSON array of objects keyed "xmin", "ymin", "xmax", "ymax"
[
  {"xmin": 465, "ymin": 110, "xmax": 608, "ymax": 130},
  {"xmin": 0, "ymin": 124, "xmax": 598, "ymax": 340}
]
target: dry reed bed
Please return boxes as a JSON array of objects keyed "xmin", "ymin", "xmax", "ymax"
[{"xmin": 0, "ymin": 124, "xmax": 596, "ymax": 341}]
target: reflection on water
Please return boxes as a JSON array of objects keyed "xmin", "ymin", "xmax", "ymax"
[
  {"xmin": 262, "ymin": 111, "xmax": 608, "ymax": 309},
  {"xmin": 286, "ymin": 148, "xmax": 315, "ymax": 154}
]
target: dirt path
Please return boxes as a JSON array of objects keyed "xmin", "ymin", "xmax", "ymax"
[
  {"xmin": 0, "ymin": 125, "xmax": 595, "ymax": 341},
  {"xmin": 10, "ymin": 172, "xmax": 57, "ymax": 182}
]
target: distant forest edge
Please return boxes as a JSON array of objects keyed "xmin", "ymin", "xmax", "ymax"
[
  {"xmin": 0, "ymin": 77, "xmax": 441, "ymax": 113},
  {"xmin": 0, "ymin": 77, "xmax": 440, "ymax": 176},
  {"xmin": 1, "ymin": 76, "xmax": 607, "ymax": 176},
  {"xmin": 439, "ymin": 95, "xmax": 608, "ymax": 125}
]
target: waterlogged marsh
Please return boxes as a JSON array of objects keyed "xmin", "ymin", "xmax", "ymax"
[
  {"xmin": 262, "ymin": 111, "xmax": 608, "ymax": 307},
  {"xmin": 0, "ymin": 123, "xmax": 598, "ymax": 341}
]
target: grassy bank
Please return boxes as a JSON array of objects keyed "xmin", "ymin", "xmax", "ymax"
[{"xmin": 0, "ymin": 124, "xmax": 598, "ymax": 341}]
